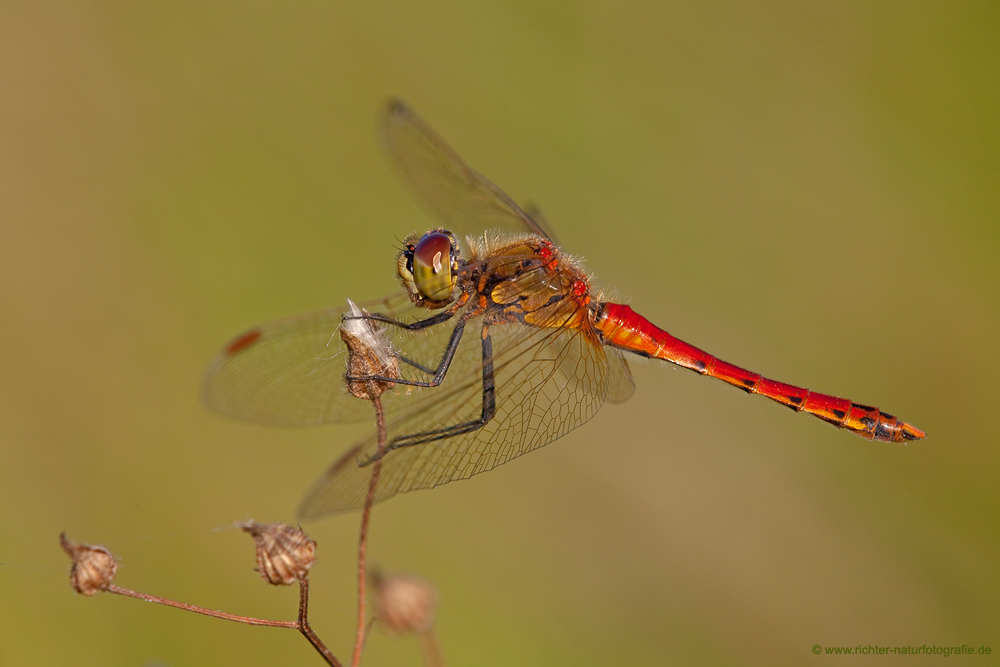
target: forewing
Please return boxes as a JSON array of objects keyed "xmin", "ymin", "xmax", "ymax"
[
  {"xmin": 298, "ymin": 305, "xmax": 613, "ymax": 517},
  {"xmin": 202, "ymin": 291, "xmax": 468, "ymax": 426},
  {"xmin": 381, "ymin": 100, "xmax": 550, "ymax": 242}
]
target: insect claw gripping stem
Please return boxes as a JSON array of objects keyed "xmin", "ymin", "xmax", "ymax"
[{"xmin": 595, "ymin": 303, "xmax": 925, "ymax": 443}]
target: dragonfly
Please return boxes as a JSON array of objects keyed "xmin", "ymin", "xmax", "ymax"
[{"xmin": 203, "ymin": 100, "xmax": 925, "ymax": 519}]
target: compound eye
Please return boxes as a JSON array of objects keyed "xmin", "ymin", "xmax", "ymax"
[{"xmin": 411, "ymin": 232, "xmax": 455, "ymax": 301}]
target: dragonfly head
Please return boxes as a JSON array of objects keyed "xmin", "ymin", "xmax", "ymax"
[{"xmin": 397, "ymin": 229, "xmax": 461, "ymax": 307}]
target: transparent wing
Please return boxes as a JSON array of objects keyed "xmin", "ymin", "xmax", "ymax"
[
  {"xmin": 605, "ymin": 348, "xmax": 636, "ymax": 404},
  {"xmin": 520, "ymin": 201, "xmax": 561, "ymax": 247},
  {"xmin": 202, "ymin": 246, "xmax": 565, "ymax": 427},
  {"xmin": 381, "ymin": 99, "xmax": 550, "ymax": 243},
  {"xmin": 202, "ymin": 291, "xmax": 476, "ymax": 426},
  {"xmin": 297, "ymin": 301, "xmax": 633, "ymax": 517}
]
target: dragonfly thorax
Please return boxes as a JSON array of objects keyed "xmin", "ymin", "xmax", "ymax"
[{"xmin": 396, "ymin": 229, "xmax": 461, "ymax": 308}]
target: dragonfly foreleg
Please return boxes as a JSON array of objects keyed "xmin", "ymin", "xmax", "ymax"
[
  {"xmin": 343, "ymin": 292, "xmax": 468, "ymax": 332},
  {"xmin": 351, "ymin": 309, "xmax": 454, "ymax": 331},
  {"xmin": 346, "ymin": 318, "xmax": 468, "ymax": 389}
]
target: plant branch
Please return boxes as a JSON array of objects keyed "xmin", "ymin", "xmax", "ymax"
[{"xmin": 352, "ymin": 395, "xmax": 387, "ymax": 667}]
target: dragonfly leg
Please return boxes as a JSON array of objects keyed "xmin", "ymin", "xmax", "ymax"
[
  {"xmin": 353, "ymin": 308, "xmax": 454, "ymax": 331},
  {"xmin": 344, "ymin": 293, "xmax": 475, "ymax": 381},
  {"xmin": 362, "ymin": 348, "xmax": 458, "ymax": 378},
  {"xmin": 366, "ymin": 322, "xmax": 497, "ymax": 462},
  {"xmin": 346, "ymin": 318, "xmax": 468, "ymax": 389},
  {"xmin": 343, "ymin": 292, "xmax": 468, "ymax": 332},
  {"xmin": 395, "ymin": 354, "xmax": 436, "ymax": 375}
]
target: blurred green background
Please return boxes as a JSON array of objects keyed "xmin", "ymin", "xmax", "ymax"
[{"xmin": 2, "ymin": 1, "xmax": 998, "ymax": 665}]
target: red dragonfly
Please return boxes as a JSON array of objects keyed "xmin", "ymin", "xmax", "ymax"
[{"xmin": 203, "ymin": 100, "xmax": 925, "ymax": 518}]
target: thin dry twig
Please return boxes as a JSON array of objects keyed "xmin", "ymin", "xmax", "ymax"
[
  {"xmin": 297, "ymin": 576, "xmax": 342, "ymax": 666},
  {"xmin": 352, "ymin": 395, "xmax": 388, "ymax": 667},
  {"xmin": 340, "ymin": 298, "xmax": 398, "ymax": 667},
  {"xmin": 418, "ymin": 628, "xmax": 446, "ymax": 667},
  {"xmin": 104, "ymin": 583, "xmax": 298, "ymax": 629},
  {"xmin": 61, "ymin": 532, "xmax": 342, "ymax": 667}
]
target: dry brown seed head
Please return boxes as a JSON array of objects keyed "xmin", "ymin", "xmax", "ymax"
[
  {"xmin": 373, "ymin": 572, "xmax": 439, "ymax": 635},
  {"xmin": 342, "ymin": 299, "xmax": 400, "ymax": 400},
  {"xmin": 240, "ymin": 522, "xmax": 316, "ymax": 586},
  {"xmin": 60, "ymin": 532, "xmax": 119, "ymax": 596}
]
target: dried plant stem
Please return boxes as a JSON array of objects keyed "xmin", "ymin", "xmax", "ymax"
[
  {"xmin": 297, "ymin": 576, "xmax": 342, "ymax": 666},
  {"xmin": 352, "ymin": 395, "xmax": 388, "ymax": 667},
  {"xmin": 418, "ymin": 628, "xmax": 446, "ymax": 667},
  {"xmin": 104, "ymin": 584, "xmax": 298, "ymax": 628},
  {"xmin": 104, "ymin": 579, "xmax": 342, "ymax": 666}
]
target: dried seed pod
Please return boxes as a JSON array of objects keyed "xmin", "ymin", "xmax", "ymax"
[
  {"xmin": 60, "ymin": 532, "xmax": 119, "ymax": 596},
  {"xmin": 342, "ymin": 299, "xmax": 400, "ymax": 400},
  {"xmin": 372, "ymin": 572, "xmax": 439, "ymax": 635},
  {"xmin": 241, "ymin": 522, "xmax": 316, "ymax": 586}
]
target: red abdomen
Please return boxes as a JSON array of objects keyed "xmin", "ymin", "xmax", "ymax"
[{"xmin": 594, "ymin": 303, "xmax": 925, "ymax": 443}]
